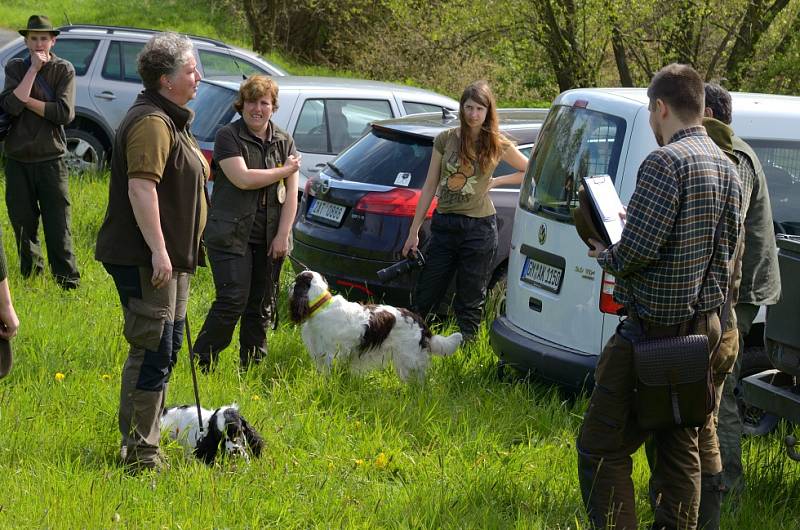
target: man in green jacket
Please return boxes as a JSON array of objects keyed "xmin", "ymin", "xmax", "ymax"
[
  {"xmin": 703, "ymin": 84, "xmax": 781, "ymax": 503},
  {"xmin": 0, "ymin": 15, "xmax": 80, "ymax": 289}
]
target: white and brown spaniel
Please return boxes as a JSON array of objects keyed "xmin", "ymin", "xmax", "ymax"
[
  {"xmin": 161, "ymin": 404, "xmax": 264, "ymax": 465},
  {"xmin": 289, "ymin": 270, "xmax": 462, "ymax": 381}
]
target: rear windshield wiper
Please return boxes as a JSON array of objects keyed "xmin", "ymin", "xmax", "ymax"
[{"xmin": 325, "ymin": 161, "xmax": 345, "ymax": 179}]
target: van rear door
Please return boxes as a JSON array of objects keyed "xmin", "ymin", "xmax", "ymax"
[{"xmin": 506, "ymin": 101, "xmax": 632, "ymax": 358}]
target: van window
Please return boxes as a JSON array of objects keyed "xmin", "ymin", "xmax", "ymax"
[
  {"xmin": 746, "ymin": 139, "xmax": 800, "ymax": 235},
  {"xmin": 520, "ymin": 105, "xmax": 626, "ymax": 221},
  {"xmin": 294, "ymin": 99, "xmax": 393, "ymax": 155},
  {"xmin": 102, "ymin": 41, "xmax": 144, "ymax": 83},
  {"xmin": 198, "ymin": 49, "xmax": 265, "ymax": 78}
]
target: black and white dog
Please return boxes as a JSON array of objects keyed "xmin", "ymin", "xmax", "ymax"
[
  {"xmin": 289, "ymin": 270, "xmax": 462, "ymax": 381},
  {"xmin": 161, "ymin": 404, "xmax": 264, "ymax": 465}
]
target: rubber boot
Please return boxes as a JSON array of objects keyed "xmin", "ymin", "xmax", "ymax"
[{"xmin": 698, "ymin": 473, "xmax": 723, "ymax": 530}]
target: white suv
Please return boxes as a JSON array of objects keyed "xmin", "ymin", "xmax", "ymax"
[
  {"xmin": 491, "ymin": 88, "xmax": 800, "ymax": 391},
  {"xmin": 0, "ymin": 24, "xmax": 287, "ymax": 172}
]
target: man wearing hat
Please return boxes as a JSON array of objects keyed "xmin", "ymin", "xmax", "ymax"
[{"xmin": 0, "ymin": 15, "xmax": 81, "ymax": 290}]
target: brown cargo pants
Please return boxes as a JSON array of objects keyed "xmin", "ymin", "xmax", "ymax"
[
  {"xmin": 105, "ymin": 264, "xmax": 189, "ymax": 468},
  {"xmin": 577, "ymin": 311, "xmax": 721, "ymax": 530}
]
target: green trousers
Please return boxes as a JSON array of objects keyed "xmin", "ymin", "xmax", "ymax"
[{"xmin": 4, "ymin": 157, "xmax": 80, "ymax": 288}]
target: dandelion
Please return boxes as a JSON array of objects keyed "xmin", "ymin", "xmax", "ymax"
[
  {"xmin": 55, "ymin": 372, "xmax": 65, "ymax": 382},
  {"xmin": 328, "ymin": 462, "xmax": 335, "ymax": 471},
  {"xmin": 354, "ymin": 458, "xmax": 364, "ymax": 467},
  {"xmin": 101, "ymin": 374, "xmax": 112, "ymax": 382},
  {"xmin": 354, "ymin": 420, "xmax": 362, "ymax": 429},
  {"xmin": 251, "ymin": 395, "xmax": 261, "ymax": 401},
  {"xmin": 374, "ymin": 452, "xmax": 389, "ymax": 469}
]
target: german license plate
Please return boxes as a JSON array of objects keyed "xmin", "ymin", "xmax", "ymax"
[
  {"xmin": 308, "ymin": 198, "xmax": 346, "ymax": 225},
  {"xmin": 521, "ymin": 257, "xmax": 563, "ymax": 293}
]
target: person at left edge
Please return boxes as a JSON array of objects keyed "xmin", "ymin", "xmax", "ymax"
[
  {"xmin": 0, "ymin": 15, "xmax": 80, "ymax": 289},
  {"xmin": 193, "ymin": 75, "xmax": 300, "ymax": 371},
  {"xmin": 95, "ymin": 32, "xmax": 208, "ymax": 473}
]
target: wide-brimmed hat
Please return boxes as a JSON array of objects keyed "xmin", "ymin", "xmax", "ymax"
[
  {"xmin": 19, "ymin": 15, "xmax": 60, "ymax": 37},
  {"xmin": 0, "ymin": 338, "xmax": 12, "ymax": 380}
]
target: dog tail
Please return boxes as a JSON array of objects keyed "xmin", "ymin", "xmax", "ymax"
[{"xmin": 429, "ymin": 332, "xmax": 462, "ymax": 356}]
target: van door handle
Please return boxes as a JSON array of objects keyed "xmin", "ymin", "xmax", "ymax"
[
  {"xmin": 94, "ymin": 91, "xmax": 116, "ymax": 101},
  {"xmin": 307, "ymin": 163, "xmax": 327, "ymax": 175}
]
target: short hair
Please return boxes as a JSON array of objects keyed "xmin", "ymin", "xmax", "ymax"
[
  {"xmin": 646, "ymin": 63, "xmax": 705, "ymax": 122},
  {"xmin": 137, "ymin": 32, "xmax": 194, "ymax": 91},
  {"xmin": 234, "ymin": 75, "xmax": 279, "ymax": 114},
  {"xmin": 704, "ymin": 83, "xmax": 733, "ymax": 125}
]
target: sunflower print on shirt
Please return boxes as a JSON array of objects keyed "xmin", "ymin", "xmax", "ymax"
[{"xmin": 440, "ymin": 151, "xmax": 478, "ymax": 203}]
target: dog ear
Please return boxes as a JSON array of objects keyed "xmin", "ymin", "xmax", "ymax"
[
  {"xmin": 240, "ymin": 417, "xmax": 265, "ymax": 458},
  {"xmin": 289, "ymin": 272, "xmax": 313, "ymax": 324},
  {"xmin": 194, "ymin": 413, "xmax": 223, "ymax": 465}
]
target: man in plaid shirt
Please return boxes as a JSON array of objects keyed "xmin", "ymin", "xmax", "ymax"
[{"xmin": 577, "ymin": 64, "xmax": 741, "ymax": 530}]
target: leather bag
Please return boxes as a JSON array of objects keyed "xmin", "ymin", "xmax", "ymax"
[{"xmin": 633, "ymin": 333, "xmax": 713, "ymax": 429}]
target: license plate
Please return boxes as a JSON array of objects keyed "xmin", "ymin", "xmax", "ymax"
[
  {"xmin": 521, "ymin": 257, "xmax": 563, "ymax": 293},
  {"xmin": 308, "ymin": 198, "xmax": 346, "ymax": 225}
]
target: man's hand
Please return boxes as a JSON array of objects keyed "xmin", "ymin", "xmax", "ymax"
[
  {"xmin": 402, "ymin": 233, "xmax": 419, "ymax": 258},
  {"xmin": 150, "ymin": 248, "xmax": 173, "ymax": 289},
  {"xmin": 30, "ymin": 50, "xmax": 50, "ymax": 72},
  {"xmin": 588, "ymin": 238, "xmax": 607, "ymax": 258}
]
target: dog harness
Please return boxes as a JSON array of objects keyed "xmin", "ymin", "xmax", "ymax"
[{"xmin": 307, "ymin": 290, "xmax": 333, "ymax": 320}]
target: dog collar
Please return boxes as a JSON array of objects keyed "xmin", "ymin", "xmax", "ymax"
[{"xmin": 307, "ymin": 291, "xmax": 333, "ymax": 319}]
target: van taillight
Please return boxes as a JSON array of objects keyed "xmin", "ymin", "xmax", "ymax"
[
  {"xmin": 354, "ymin": 188, "xmax": 437, "ymax": 218},
  {"xmin": 599, "ymin": 272, "xmax": 624, "ymax": 314},
  {"xmin": 573, "ymin": 99, "xmax": 589, "ymax": 108}
]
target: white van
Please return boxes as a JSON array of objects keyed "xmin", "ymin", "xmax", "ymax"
[{"xmin": 490, "ymin": 88, "xmax": 800, "ymax": 391}]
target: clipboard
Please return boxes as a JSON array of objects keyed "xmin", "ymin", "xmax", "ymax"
[{"xmin": 580, "ymin": 175, "xmax": 625, "ymax": 246}]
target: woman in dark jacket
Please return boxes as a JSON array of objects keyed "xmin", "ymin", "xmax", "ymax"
[
  {"xmin": 193, "ymin": 75, "xmax": 300, "ymax": 371},
  {"xmin": 95, "ymin": 32, "xmax": 208, "ymax": 472}
]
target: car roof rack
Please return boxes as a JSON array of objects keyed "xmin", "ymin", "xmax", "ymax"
[{"xmin": 57, "ymin": 24, "xmax": 233, "ymax": 50}]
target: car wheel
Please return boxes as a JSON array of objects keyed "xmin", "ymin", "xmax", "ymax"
[{"xmin": 64, "ymin": 129, "xmax": 105, "ymax": 173}]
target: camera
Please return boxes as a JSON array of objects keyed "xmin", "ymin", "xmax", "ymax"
[{"xmin": 377, "ymin": 250, "xmax": 426, "ymax": 283}]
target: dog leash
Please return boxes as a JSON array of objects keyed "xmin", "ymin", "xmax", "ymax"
[{"xmin": 184, "ymin": 317, "xmax": 204, "ymax": 434}]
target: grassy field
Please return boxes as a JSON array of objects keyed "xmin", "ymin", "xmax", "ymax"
[{"xmin": 0, "ymin": 171, "xmax": 798, "ymax": 528}]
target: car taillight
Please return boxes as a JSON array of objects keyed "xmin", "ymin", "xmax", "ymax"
[
  {"xmin": 599, "ymin": 272, "xmax": 624, "ymax": 314},
  {"xmin": 354, "ymin": 188, "xmax": 437, "ymax": 218},
  {"xmin": 201, "ymin": 148, "xmax": 214, "ymax": 181}
]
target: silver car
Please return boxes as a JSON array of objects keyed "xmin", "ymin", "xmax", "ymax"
[
  {"xmin": 0, "ymin": 24, "xmax": 287, "ymax": 172},
  {"xmin": 188, "ymin": 77, "xmax": 459, "ymax": 191}
]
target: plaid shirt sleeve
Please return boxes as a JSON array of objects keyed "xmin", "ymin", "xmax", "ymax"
[{"xmin": 597, "ymin": 150, "xmax": 679, "ymax": 277}]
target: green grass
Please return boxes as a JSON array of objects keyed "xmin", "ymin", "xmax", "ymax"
[{"xmin": 0, "ymin": 171, "xmax": 798, "ymax": 528}]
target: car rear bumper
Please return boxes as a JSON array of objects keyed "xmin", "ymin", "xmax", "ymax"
[
  {"xmin": 290, "ymin": 238, "xmax": 415, "ymax": 307},
  {"xmin": 490, "ymin": 315, "xmax": 597, "ymax": 392}
]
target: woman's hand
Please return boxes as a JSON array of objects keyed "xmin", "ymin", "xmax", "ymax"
[
  {"xmin": 269, "ymin": 233, "xmax": 290, "ymax": 259},
  {"xmin": 284, "ymin": 154, "xmax": 301, "ymax": 176},
  {"xmin": 0, "ymin": 280, "xmax": 19, "ymax": 340},
  {"xmin": 402, "ymin": 232, "xmax": 419, "ymax": 258},
  {"xmin": 150, "ymin": 248, "xmax": 173, "ymax": 289}
]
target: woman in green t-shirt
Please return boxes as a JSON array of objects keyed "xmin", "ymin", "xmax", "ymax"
[{"xmin": 402, "ymin": 80, "xmax": 528, "ymax": 341}]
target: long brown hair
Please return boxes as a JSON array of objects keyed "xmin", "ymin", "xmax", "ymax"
[{"xmin": 458, "ymin": 80, "xmax": 510, "ymax": 173}]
